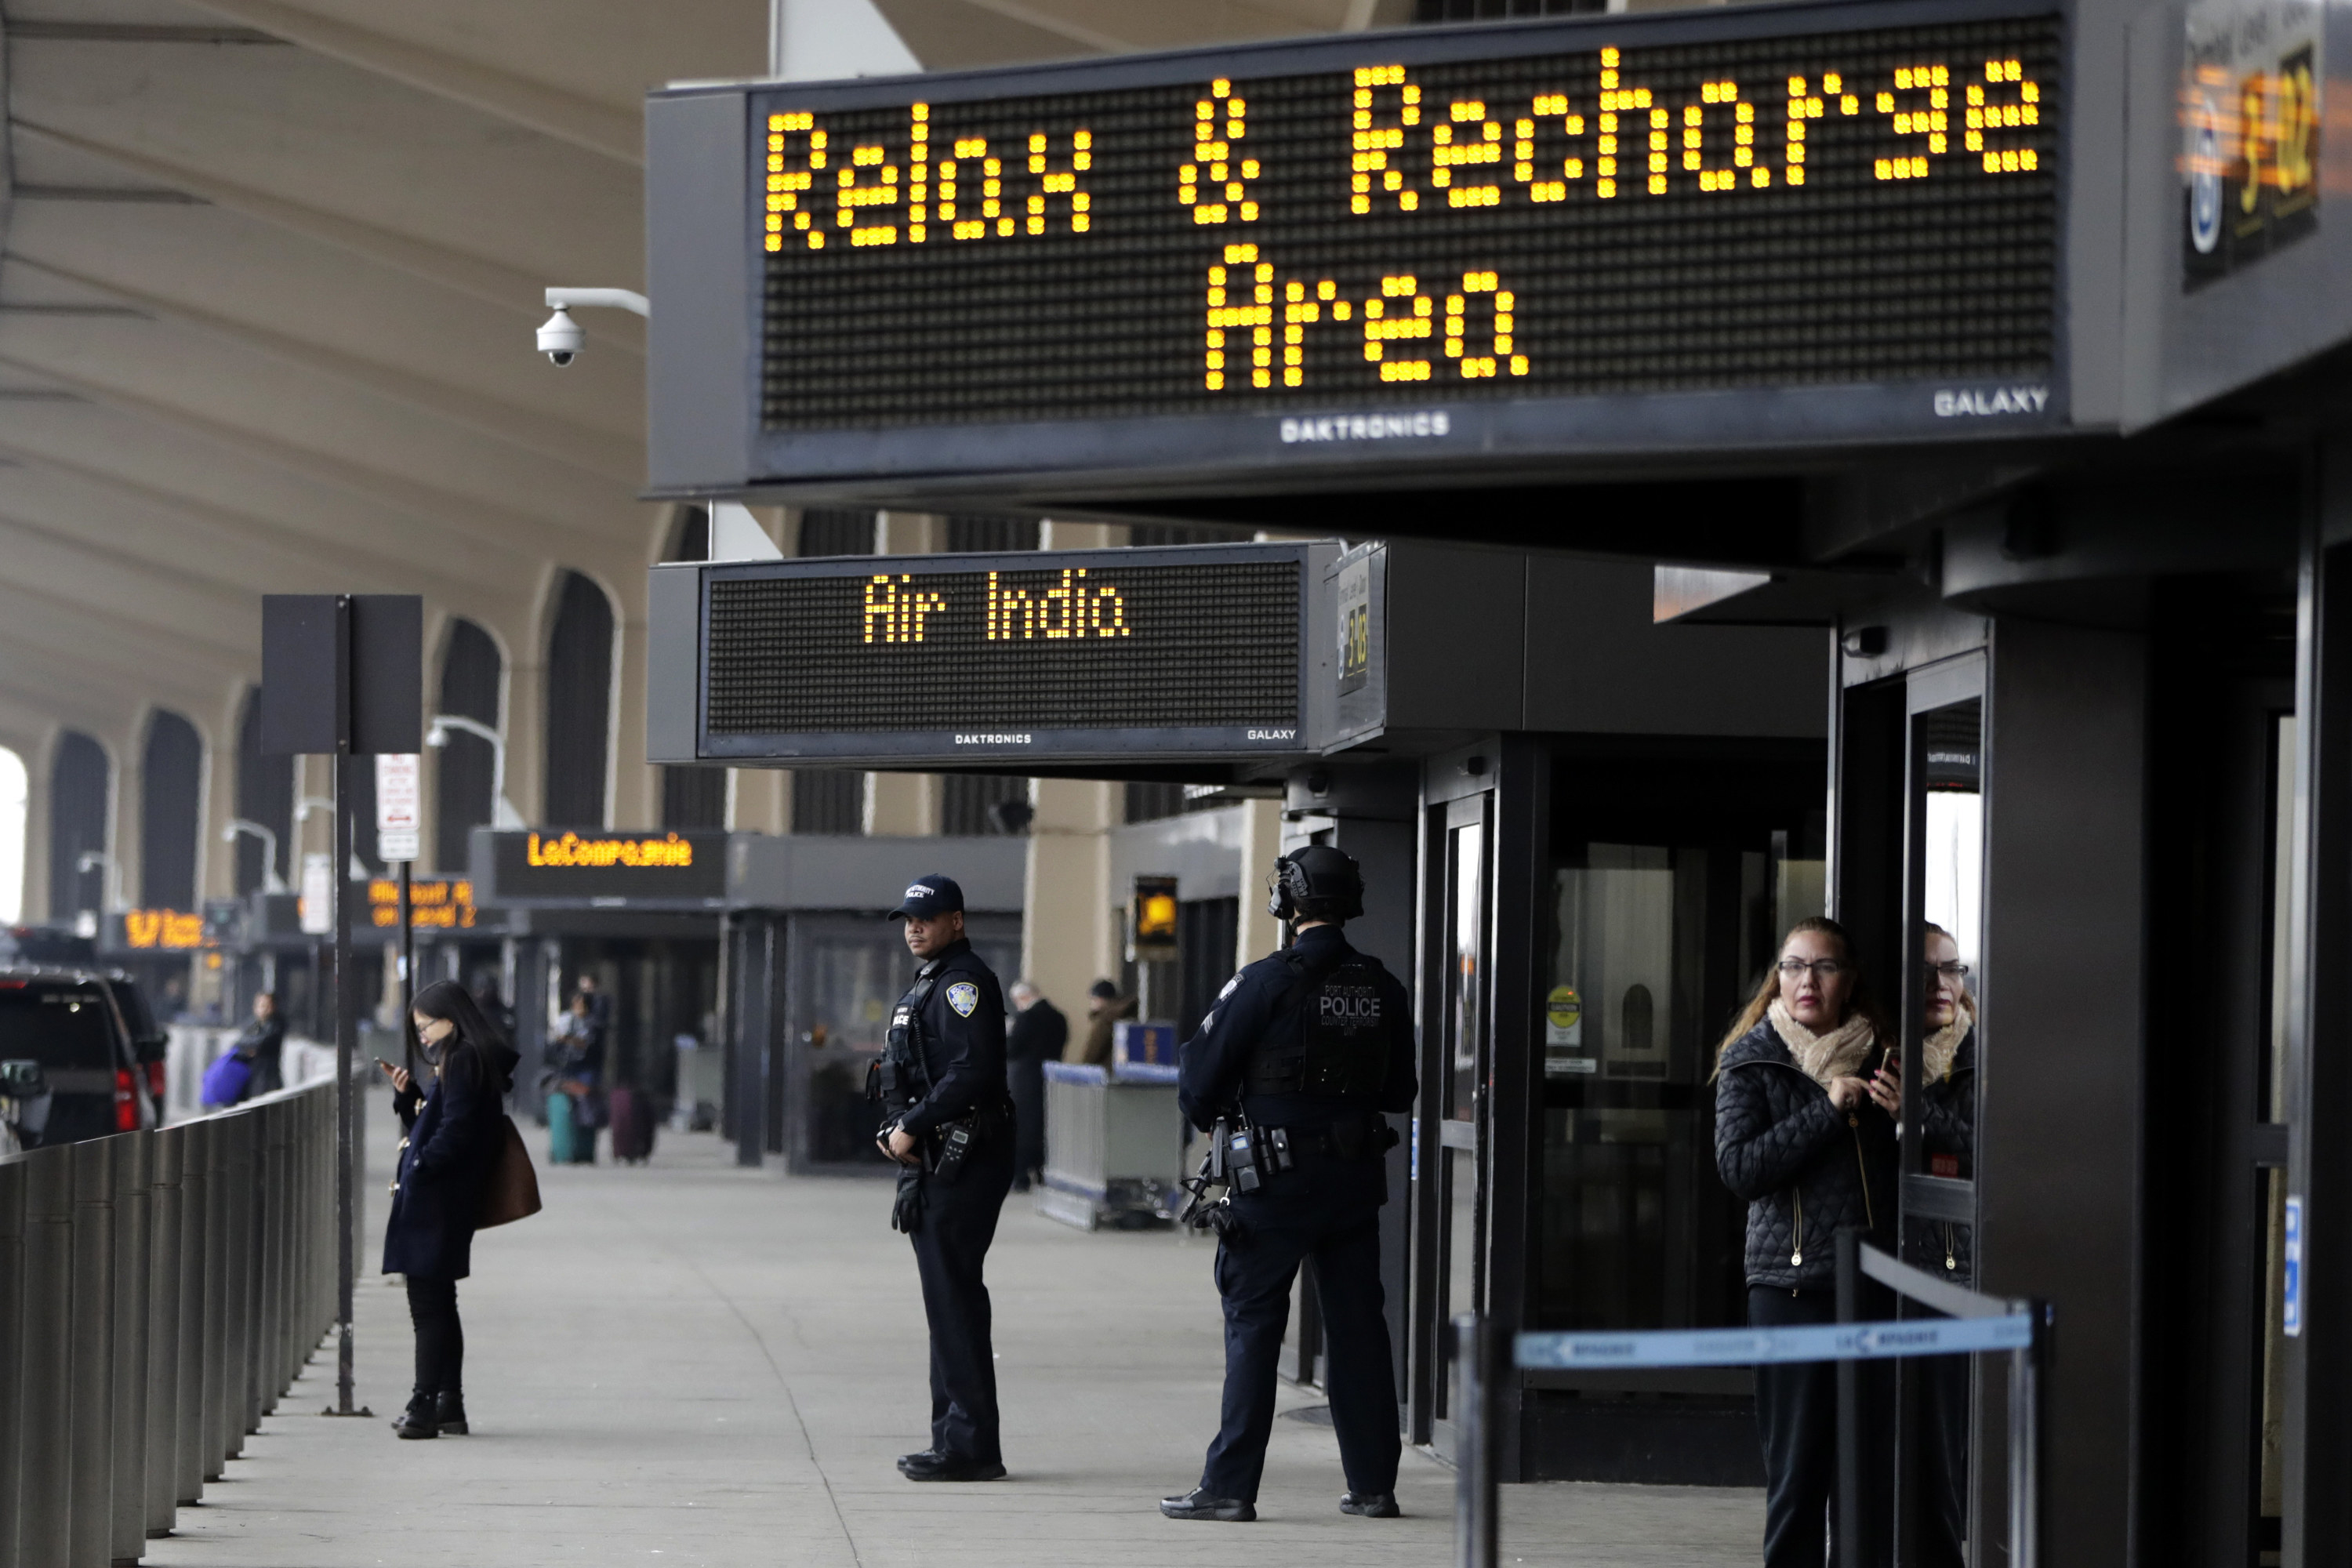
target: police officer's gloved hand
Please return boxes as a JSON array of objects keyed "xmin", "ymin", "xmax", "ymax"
[{"xmin": 891, "ymin": 1165, "xmax": 926, "ymax": 1233}]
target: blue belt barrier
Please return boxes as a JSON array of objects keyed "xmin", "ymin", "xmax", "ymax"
[{"xmin": 1515, "ymin": 1312, "xmax": 2033, "ymax": 1371}]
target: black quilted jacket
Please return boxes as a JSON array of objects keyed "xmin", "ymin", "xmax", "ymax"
[
  {"xmin": 1910, "ymin": 1029, "xmax": 1976, "ymax": 1283},
  {"xmin": 1715, "ymin": 1020, "xmax": 1898, "ymax": 1291}
]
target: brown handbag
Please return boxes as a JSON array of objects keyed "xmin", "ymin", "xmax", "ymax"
[{"xmin": 477, "ymin": 1113, "xmax": 543, "ymax": 1229}]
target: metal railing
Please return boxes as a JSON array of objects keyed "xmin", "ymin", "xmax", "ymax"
[
  {"xmin": 1455, "ymin": 1229, "xmax": 2049, "ymax": 1568},
  {"xmin": 0, "ymin": 1081, "xmax": 342, "ymax": 1568}
]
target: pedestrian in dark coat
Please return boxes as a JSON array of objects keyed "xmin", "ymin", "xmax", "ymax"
[
  {"xmin": 378, "ymin": 978, "xmax": 519, "ymax": 1440},
  {"xmin": 232, "ymin": 991, "xmax": 287, "ymax": 1097},
  {"xmin": 1004, "ymin": 982, "xmax": 1065, "ymax": 1191},
  {"xmin": 1714, "ymin": 916, "xmax": 1898, "ymax": 1568}
]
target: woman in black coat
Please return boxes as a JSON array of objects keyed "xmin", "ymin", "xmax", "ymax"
[
  {"xmin": 1714, "ymin": 916, "xmax": 1899, "ymax": 1568},
  {"xmin": 378, "ymin": 979, "xmax": 519, "ymax": 1439}
]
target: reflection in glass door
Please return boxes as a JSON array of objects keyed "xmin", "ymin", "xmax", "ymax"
[{"xmin": 1438, "ymin": 810, "xmax": 1487, "ymax": 1425}]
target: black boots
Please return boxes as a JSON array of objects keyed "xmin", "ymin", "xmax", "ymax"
[
  {"xmin": 897, "ymin": 1449, "xmax": 1006, "ymax": 1482},
  {"xmin": 392, "ymin": 1392, "xmax": 438, "ymax": 1440},
  {"xmin": 1340, "ymin": 1491, "xmax": 1401, "ymax": 1517},
  {"xmin": 392, "ymin": 1390, "xmax": 466, "ymax": 1439}
]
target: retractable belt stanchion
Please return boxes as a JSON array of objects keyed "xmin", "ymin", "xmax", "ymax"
[
  {"xmin": 1500, "ymin": 1233, "xmax": 2049, "ymax": 1568},
  {"xmin": 1452, "ymin": 1313, "xmax": 1499, "ymax": 1568}
]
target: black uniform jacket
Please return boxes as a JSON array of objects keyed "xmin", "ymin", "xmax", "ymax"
[
  {"xmin": 897, "ymin": 938, "xmax": 1009, "ymax": 1138},
  {"xmin": 1715, "ymin": 1020, "xmax": 1897, "ymax": 1292},
  {"xmin": 1005, "ymin": 996, "xmax": 1068, "ymax": 1062},
  {"xmin": 1177, "ymin": 924, "xmax": 1417, "ymax": 1134},
  {"xmin": 383, "ymin": 1043, "xmax": 518, "ymax": 1281}
]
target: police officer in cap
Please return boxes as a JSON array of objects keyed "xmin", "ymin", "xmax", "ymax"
[
  {"xmin": 873, "ymin": 874, "xmax": 1015, "ymax": 1483},
  {"xmin": 1162, "ymin": 844, "xmax": 1417, "ymax": 1523}
]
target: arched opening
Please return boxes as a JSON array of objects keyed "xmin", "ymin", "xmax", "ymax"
[
  {"xmin": 234, "ymin": 686, "xmax": 295, "ymax": 893},
  {"xmin": 0, "ymin": 747, "xmax": 25, "ymax": 923},
  {"xmin": 140, "ymin": 710, "xmax": 204, "ymax": 909},
  {"xmin": 434, "ymin": 618, "xmax": 504, "ymax": 873},
  {"xmin": 545, "ymin": 572, "xmax": 615, "ymax": 828},
  {"xmin": 49, "ymin": 731, "xmax": 109, "ymax": 919}
]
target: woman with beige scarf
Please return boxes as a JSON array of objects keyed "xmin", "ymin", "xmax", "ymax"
[
  {"xmin": 1866, "ymin": 922, "xmax": 1975, "ymax": 1568},
  {"xmin": 1714, "ymin": 916, "xmax": 1900, "ymax": 1568}
]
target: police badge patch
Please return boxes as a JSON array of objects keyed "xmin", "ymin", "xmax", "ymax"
[{"xmin": 946, "ymin": 982, "xmax": 980, "ymax": 1018}]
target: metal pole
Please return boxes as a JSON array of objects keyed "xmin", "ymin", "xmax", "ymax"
[
  {"xmin": 175, "ymin": 1120, "xmax": 208, "ymax": 1502},
  {"xmin": 398, "ymin": 860, "xmax": 412, "ymax": 1020},
  {"xmin": 1835, "ymin": 1227, "xmax": 1862, "ymax": 1568},
  {"xmin": 2008, "ymin": 1301, "xmax": 2045, "ymax": 1568},
  {"xmin": 108, "ymin": 1134, "xmax": 152, "ymax": 1565},
  {"xmin": 1453, "ymin": 1312, "xmax": 1497, "ymax": 1568},
  {"xmin": 67, "ymin": 1139, "xmax": 116, "ymax": 1568},
  {"xmin": 329, "ymin": 748, "xmax": 362, "ymax": 1417},
  {"xmin": 143, "ymin": 1128, "xmax": 180, "ymax": 1538},
  {"xmin": 20, "ymin": 1150, "xmax": 74, "ymax": 1568}
]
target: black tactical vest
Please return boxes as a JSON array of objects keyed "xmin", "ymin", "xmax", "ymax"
[{"xmin": 1246, "ymin": 953, "xmax": 1391, "ymax": 1098}]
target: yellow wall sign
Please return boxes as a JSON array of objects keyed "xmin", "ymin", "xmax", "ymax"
[
  {"xmin": 365, "ymin": 879, "xmax": 480, "ymax": 930},
  {"xmin": 524, "ymin": 831, "xmax": 695, "ymax": 869},
  {"xmin": 123, "ymin": 909, "xmax": 207, "ymax": 949}
]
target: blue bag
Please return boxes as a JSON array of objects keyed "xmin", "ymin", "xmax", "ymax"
[{"xmin": 201, "ymin": 1051, "xmax": 252, "ymax": 1109}]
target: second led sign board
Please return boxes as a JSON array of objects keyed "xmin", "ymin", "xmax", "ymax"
[
  {"xmin": 654, "ymin": 542, "xmax": 1333, "ymax": 767},
  {"xmin": 648, "ymin": 0, "xmax": 2071, "ymax": 499}
]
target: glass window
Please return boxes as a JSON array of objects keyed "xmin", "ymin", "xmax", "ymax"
[{"xmin": 1447, "ymin": 821, "xmax": 1485, "ymax": 1121}]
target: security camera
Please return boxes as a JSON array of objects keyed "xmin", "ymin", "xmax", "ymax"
[{"xmin": 537, "ymin": 306, "xmax": 584, "ymax": 367}]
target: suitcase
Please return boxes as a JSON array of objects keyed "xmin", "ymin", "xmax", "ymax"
[
  {"xmin": 546, "ymin": 1087, "xmax": 581, "ymax": 1166},
  {"xmin": 607, "ymin": 1086, "xmax": 655, "ymax": 1164}
]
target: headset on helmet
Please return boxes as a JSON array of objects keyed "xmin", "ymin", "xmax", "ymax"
[{"xmin": 1267, "ymin": 845, "xmax": 1365, "ymax": 923}]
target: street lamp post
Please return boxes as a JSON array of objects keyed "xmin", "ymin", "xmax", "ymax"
[
  {"xmin": 220, "ymin": 818, "xmax": 289, "ymax": 894},
  {"xmin": 426, "ymin": 714, "xmax": 524, "ymax": 829},
  {"xmin": 73, "ymin": 849, "xmax": 120, "ymax": 935}
]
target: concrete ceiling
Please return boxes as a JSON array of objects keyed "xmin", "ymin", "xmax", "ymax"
[{"xmin": 0, "ymin": 0, "xmax": 1403, "ymax": 903}]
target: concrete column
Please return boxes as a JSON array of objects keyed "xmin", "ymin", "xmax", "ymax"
[
  {"xmin": 1235, "ymin": 797, "xmax": 1284, "ymax": 969},
  {"xmin": 875, "ymin": 512, "xmax": 946, "ymax": 554},
  {"xmin": 501, "ymin": 601, "xmax": 546, "ymax": 833},
  {"xmin": 1039, "ymin": 520, "xmax": 1129, "ymax": 550},
  {"xmin": 104, "ymin": 720, "xmax": 143, "ymax": 913},
  {"xmin": 611, "ymin": 587, "xmax": 652, "ymax": 829},
  {"xmin": 732, "ymin": 768, "xmax": 788, "ymax": 833},
  {"xmin": 1021, "ymin": 776, "xmax": 1117, "ymax": 1011},
  {"xmin": 201, "ymin": 691, "xmax": 241, "ymax": 902},
  {"xmin": 863, "ymin": 772, "xmax": 938, "ymax": 836},
  {"xmin": 20, "ymin": 726, "xmax": 54, "ymax": 924}
]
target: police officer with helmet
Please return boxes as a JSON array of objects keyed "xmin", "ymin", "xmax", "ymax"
[
  {"xmin": 1161, "ymin": 844, "xmax": 1417, "ymax": 1523},
  {"xmin": 872, "ymin": 874, "xmax": 1015, "ymax": 1483}
]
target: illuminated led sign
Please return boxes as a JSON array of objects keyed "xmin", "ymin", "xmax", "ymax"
[
  {"xmin": 117, "ymin": 909, "xmax": 207, "ymax": 950},
  {"xmin": 644, "ymin": 0, "xmax": 2071, "ymax": 500},
  {"xmin": 361, "ymin": 879, "xmax": 483, "ymax": 931},
  {"xmin": 473, "ymin": 829, "xmax": 731, "ymax": 908},
  {"xmin": 688, "ymin": 542, "xmax": 1325, "ymax": 765}
]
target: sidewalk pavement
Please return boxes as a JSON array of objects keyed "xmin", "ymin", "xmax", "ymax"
[{"xmin": 147, "ymin": 1122, "xmax": 1759, "ymax": 1568}]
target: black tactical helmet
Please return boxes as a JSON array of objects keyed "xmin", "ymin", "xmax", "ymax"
[{"xmin": 1267, "ymin": 844, "xmax": 1365, "ymax": 923}]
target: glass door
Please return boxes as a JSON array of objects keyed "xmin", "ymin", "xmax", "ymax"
[{"xmin": 1437, "ymin": 798, "xmax": 1490, "ymax": 1436}]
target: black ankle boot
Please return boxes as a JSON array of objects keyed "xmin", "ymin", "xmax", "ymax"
[
  {"xmin": 393, "ymin": 1392, "xmax": 439, "ymax": 1439},
  {"xmin": 435, "ymin": 1390, "xmax": 468, "ymax": 1435}
]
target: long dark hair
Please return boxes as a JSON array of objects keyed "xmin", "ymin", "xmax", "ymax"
[
  {"xmin": 1711, "ymin": 915, "xmax": 1896, "ymax": 1071},
  {"xmin": 408, "ymin": 978, "xmax": 510, "ymax": 1091}
]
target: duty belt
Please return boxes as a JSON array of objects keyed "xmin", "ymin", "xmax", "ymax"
[{"xmin": 1269, "ymin": 1113, "xmax": 1398, "ymax": 1160}]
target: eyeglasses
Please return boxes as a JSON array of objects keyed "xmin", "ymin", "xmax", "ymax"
[
  {"xmin": 1926, "ymin": 961, "xmax": 1973, "ymax": 980},
  {"xmin": 1776, "ymin": 959, "xmax": 1845, "ymax": 980}
]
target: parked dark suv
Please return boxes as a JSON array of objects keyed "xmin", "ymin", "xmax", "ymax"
[{"xmin": 0, "ymin": 969, "xmax": 157, "ymax": 1149}]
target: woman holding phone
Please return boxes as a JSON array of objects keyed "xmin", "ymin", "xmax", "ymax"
[
  {"xmin": 1715, "ymin": 916, "xmax": 1900, "ymax": 1568},
  {"xmin": 379, "ymin": 979, "xmax": 519, "ymax": 1439}
]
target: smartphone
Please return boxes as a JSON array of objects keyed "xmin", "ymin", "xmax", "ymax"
[{"xmin": 373, "ymin": 1058, "xmax": 401, "ymax": 1077}]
